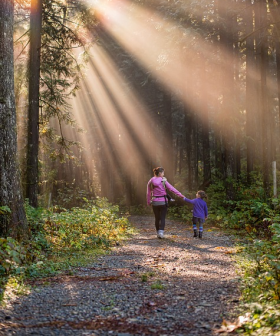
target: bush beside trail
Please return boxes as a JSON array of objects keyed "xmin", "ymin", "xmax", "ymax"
[
  {"xmin": 0, "ymin": 197, "xmax": 133, "ymax": 300},
  {"xmin": 167, "ymin": 178, "xmax": 280, "ymax": 336}
]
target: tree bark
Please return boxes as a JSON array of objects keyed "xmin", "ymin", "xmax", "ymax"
[
  {"xmin": 218, "ymin": 0, "xmax": 236, "ymax": 200},
  {"xmin": 0, "ymin": 0, "xmax": 28, "ymax": 238},
  {"xmin": 161, "ymin": 89, "xmax": 174, "ymax": 184},
  {"xmin": 200, "ymin": 63, "xmax": 211, "ymax": 188},
  {"xmin": 258, "ymin": 0, "xmax": 270, "ymax": 198},
  {"xmin": 26, "ymin": 0, "xmax": 43, "ymax": 207},
  {"xmin": 185, "ymin": 109, "xmax": 193, "ymax": 190},
  {"xmin": 245, "ymin": 0, "xmax": 256, "ymax": 183}
]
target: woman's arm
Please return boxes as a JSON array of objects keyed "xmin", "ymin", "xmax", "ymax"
[{"xmin": 165, "ymin": 181, "xmax": 185, "ymax": 198}]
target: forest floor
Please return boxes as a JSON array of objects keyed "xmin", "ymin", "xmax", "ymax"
[{"xmin": 0, "ymin": 215, "xmax": 241, "ymax": 336}]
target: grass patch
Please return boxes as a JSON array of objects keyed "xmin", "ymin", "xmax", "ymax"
[
  {"xmin": 151, "ymin": 280, "xmax": 164, "ymax": 290},
  {"xmin": 140, "ymin": 271, "xmax": 155, "ymax": 282}
]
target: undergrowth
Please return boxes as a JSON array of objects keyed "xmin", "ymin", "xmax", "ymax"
[
  {"xmin": 0, "ymin": 197, "xmax": 134, "ymax": 302},
  {"xmin": 206, "ymin": 178, "xmax": 280, "ymax": 335},
  {"xmin": 234, "ymin": 223, "xmax": 280, "ymax": 335},
  {"xmin": 170, "ymin": 175, "xmax": 280, "ymax": 335}
]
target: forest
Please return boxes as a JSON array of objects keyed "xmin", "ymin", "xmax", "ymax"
[{"xmin": 1, "ymin": 0, "xmax": 280, "ymax": 335}]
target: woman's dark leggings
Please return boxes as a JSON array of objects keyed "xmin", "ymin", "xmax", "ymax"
[{"xmin": 152, "ymin": 205, "xmax": 168, "ymax": 231}]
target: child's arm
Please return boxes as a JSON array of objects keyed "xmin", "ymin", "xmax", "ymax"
[
  {"xmin": 204, "ymin": 203, "xmax": 208, "ymax": 218},
  {"xmin": 183, "ymin": 197, "xmax": 196, "ymax": 204}
]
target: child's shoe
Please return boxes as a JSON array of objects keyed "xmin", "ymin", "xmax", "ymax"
[
  {"xmin": 199, "ymin": 231, "xmax": 202, "ymax": 239},
  {"xmin": 157, "ymin": 230, "xmax": 165, "ymax": 239},
  {"xmin": 193, "ymin": 229, "xmax": 197, "ymax": 238}
]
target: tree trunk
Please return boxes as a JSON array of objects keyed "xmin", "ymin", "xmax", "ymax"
[
  {"xmin": 192, "ymin": 116, "xmax": 198, "ymax": 188},
  {"xmin": 0, "ymin": 0, "xmax": 28, "ymax": 238},
  {"xmin": 161, "ymin": 89, "xmax": 174, "ymax": 184},
  {"xmin": 259, "ymin": 1, "xmax": 270, "ymax": 198},
  {"xmin": 185, "ymin": 109, "xmax": 193, "ymax": 190},
  {"xmin": 246, "ymin": 0, "xmax": 256, "ymax": 183},
  {"xmin": 261, "ymin": 40, "xmax": 270, "ymax": 197},
  {"xmin": 274, "ymin": 21, "xmax": 280, "ymax": 146},
  {"xmin": 218, "ymin": 0, "xmax": 236, "ymax": 200},
  {"xmin": 200, "ymin": 64, "xmax": 211, "ymax": 188},
  {"xmin": 26, "ymin": 0, "xmax": 43, "ymax": 207}
]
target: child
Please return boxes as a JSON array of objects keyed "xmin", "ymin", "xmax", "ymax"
[{"xmin": 184, "ymin": 190, "xmax": 208, "ymax": 238}]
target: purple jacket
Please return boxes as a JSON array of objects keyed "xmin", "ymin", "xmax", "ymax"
[
  {"xmin": 184, "ymin": 197, "xmax": 208, "ymax": 219},
  {"xmin": 147, "ymin": 177, "xmax": 184, "ymax": 205}
]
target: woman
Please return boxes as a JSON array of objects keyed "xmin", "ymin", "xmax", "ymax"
[{"xmin": 147, "ymin": 167, "xmax": 185, "ymax": 238}]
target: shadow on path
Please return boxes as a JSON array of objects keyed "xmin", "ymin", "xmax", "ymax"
[{"xmin": 0, "ymin": 215, "xmax": 240, "ymax": 336}]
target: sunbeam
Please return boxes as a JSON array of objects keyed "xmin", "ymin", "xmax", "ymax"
[{"xmin": 87, "ymin": 0, "xmax": 233, "ymax": 118}]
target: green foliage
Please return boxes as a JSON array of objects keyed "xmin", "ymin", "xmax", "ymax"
[
  {"xmin": 233, "ymin": 219, "xmax": 280, "ymax": 335},
  {"xmin": 168, "ymin": 203, "xmax": 192, "ymax": 222},
  {"xmin": 43, "ymin": 198, "xmax": 131, "ymax": 251},
  {"xmin": 151, "ymin": 280, "xmax": 164, "ymax": 290},
  {"xmin": 171, "ymin": 177, "xmax": 280, "ymax": 334},
  {"xmin": 242, "ymin": 223, "xmax": 280, "ymax": 301},
  {"xmin": 140, "ymin": 271, "xmax": 155, "ymax": 282},
  {"xmin": 0, "ymin": 206, "xmax": 11, "ymax": 215},
  {"xmin": 236, "ymin": 243, "xmax": 280, "ymax": 334},
  {"xmin": 54, "ymin": 186, "xmax": 94, "ymax": 209},
  {"xmin": 204, "ymin": 177, "xmax": 278, "ymax": 238},
  {"xmin": 39, "ymin": 0, "xmax": 97, "ymax": 161},
  {"xmin": 0, "ymin": 238, "xmax": 27, "ymax": 275},
  {"xmin": 0, "ymin": 198, "xmax": 133, "ymax": 281}
]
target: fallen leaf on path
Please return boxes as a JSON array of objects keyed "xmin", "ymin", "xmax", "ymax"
[{"xmin": 216, "ymin": 313, "xmax": 251, "ymax": 333}]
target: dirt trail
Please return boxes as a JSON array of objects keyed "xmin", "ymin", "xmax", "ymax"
[{"xmin": 0, "ymin": 216, "xmax": 240, "ymax": 336}]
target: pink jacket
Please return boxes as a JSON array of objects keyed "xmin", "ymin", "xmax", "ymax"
[{"xmin": 147, "ymin": 177, "xmax": 184, "ymax": 205}]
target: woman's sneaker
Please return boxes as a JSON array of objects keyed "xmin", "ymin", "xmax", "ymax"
[
  {"xmin": 199, "ymin": 231, "xmax": 202, "ymax": 239},
  {"xmin": 157, "ymin": 230, "xmax": 165, "ymax": 239}
]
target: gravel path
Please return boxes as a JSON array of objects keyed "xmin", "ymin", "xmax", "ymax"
[{"xmin": 0, "ymin": 215, "xmax": 240, "ymax": 336}]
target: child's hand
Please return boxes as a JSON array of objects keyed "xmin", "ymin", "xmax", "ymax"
[{"xmin": 205, "ymin": 217, "xmax": 208, "ymax": 220}]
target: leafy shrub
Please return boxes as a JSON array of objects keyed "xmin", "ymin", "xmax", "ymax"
[
  {"xmin": 54, "ymin": 186, "xmax": 94, "ymax": 209},
  {"xmin": 0, "ymin": 237, "xmax": 27, "ymax": 275},
  {"xmin": 43, "ymin": 198, "xmax": 131, "ymax": 251},
  {"xmin": 204, "ymin": 177, "xmax": 279, "ymax": 238},
  {"xmin": 0, "ymin": 198, "xmax": 133, "ymax": 279},
  {"xmin": 236, "ymin": 223, "xmax": 280, "ymax": 335},
  {"xmin": 243, "ymin": 223, "xmax": 280, "ymax": 301},
  {"xmin": 168, "ymin": 203, "xmax": 192, "ymax": 222}
]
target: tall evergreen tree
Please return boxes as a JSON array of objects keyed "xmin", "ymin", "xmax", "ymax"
[
  {"xmin": 0, "ymin": 0, "xmax": 28, "ymax": 238},
  {"xmin": 26, "ymin": 0, "xmax": 43, "ymax": 207}
]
